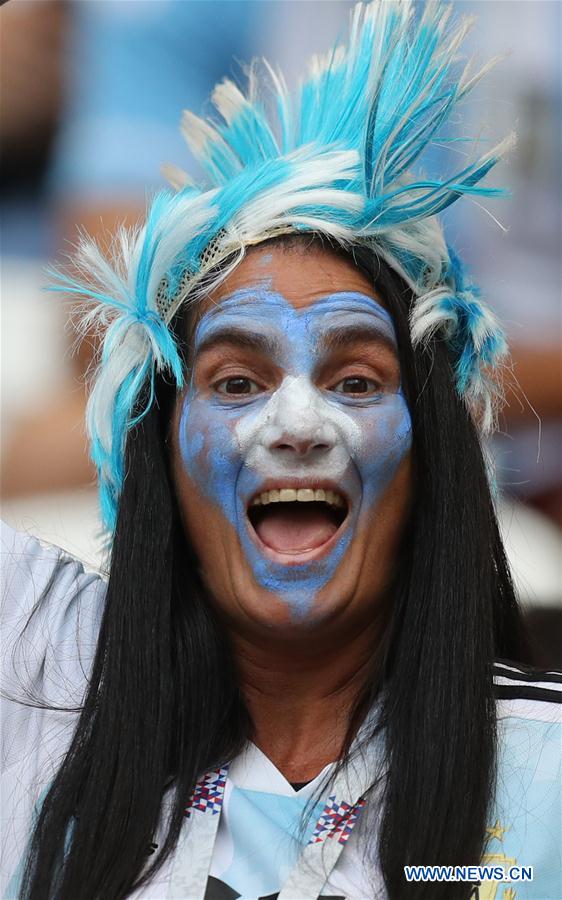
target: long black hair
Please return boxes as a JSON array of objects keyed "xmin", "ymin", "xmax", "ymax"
[{"xmin": 20, "ymin": 239, "xmax": 530, "ymax": 899}]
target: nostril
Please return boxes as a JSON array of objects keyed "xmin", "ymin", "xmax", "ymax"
[{"xmin": 273, "ymin": 439, "xmax": 332, "ymax": 455}]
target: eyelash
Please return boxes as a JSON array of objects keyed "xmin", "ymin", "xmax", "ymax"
[
  {"xmin": 329, "ymin": 376, "xmax": 381, "ymax": 396},
  {"xmin": 214, "ymin": 376, "xmax": 263, "ymax": 396}
]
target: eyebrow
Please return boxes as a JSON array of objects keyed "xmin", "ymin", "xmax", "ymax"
[
  {"xmin": 319, "ymin": 323, "xmax": 397, "ymax": 355},
  {"xmin": 195, "ymin": 327, "xmax": 282, "ymax": 359}
]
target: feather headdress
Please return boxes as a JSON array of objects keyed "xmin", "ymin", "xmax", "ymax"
[{"xmin": 52, "ymin": 0, "xmax": 512, "ymax": 532}]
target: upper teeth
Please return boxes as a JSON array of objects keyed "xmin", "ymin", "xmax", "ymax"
[{"xmin": 250, "ymin": 488, "xmax": 345, "ymax": 508}]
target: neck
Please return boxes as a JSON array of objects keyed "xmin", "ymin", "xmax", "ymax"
[{"xmin": 231, "ymin": 622, "xmax": 380, "ymax": 783}]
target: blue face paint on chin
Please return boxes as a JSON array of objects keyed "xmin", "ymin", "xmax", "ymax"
[{"xmin": 178, "ymin": 289, "xmax": 412, "ymax": 620}]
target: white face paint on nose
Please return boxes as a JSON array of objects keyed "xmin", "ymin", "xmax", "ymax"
[{"xmin": 236, "ymin": 375, "xmax": 361, "ymax": 480}]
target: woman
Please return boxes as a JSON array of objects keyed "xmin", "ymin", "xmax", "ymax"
[{"xmin": 2, "ymin": 3, "xmax": 560, "ymax": 898}]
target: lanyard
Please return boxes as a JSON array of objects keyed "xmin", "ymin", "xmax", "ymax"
[
  {"xmin": 167, "ymin": 711, "xmax": 384, "ymax": 900},
  {"xmin": 277, "ymin": 743, "xmax": 379, "ymax": 900},
  {"xmin": 167, "ymin": 766, "xmax": 229, "ymax": 899}
]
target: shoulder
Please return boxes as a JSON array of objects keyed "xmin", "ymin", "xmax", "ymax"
[
  {"xmin": 490, "ymin": 660, "xmax": 561, "ymax": 895},
  {"xmin": 1, "ymin": 519, "xmax": 106, "ymax": 618},
  {"xmin": 1, "ymin": 521, "xmax": 107, "ymax": 718},
  {"xmin": 493, "ymin": 658, "xmax": 562, "ymax": 721},
  {"xmin": 1, "ymin": 520, "xmax": 106, "ymax": 611},
  {"xmin": 492, "ymin": 659, "xmax": 560, "ymax": 811}
]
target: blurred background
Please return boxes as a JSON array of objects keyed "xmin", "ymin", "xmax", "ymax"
[{"xmin": 1, "ymin": 0, "xmax": 560, "ymax": 663}]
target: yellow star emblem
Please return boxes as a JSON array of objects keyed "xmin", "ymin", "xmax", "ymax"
[
  {"xmin": 486, "ymin": 819, "xmax": 507, "ymax": 841},
  {"xmin": 502, "ymin": 889, "xmax": 517, "ymax": 899}
]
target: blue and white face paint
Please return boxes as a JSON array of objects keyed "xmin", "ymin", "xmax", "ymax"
[{"xmin": 176, "ymin": 284, "xmax": 412, "ymax": 621}]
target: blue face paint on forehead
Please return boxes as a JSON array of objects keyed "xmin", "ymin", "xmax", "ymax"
[
  {"xmin": 192, "ymin": 289, "xmax": 396, "ymax": 374},
  {"xmin": 179, "ymin": 287, "xmax": 411, "ymax": 620}
]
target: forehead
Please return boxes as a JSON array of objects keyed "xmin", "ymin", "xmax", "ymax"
[
  {"xmin": 212, "ymin": 243, "xmax": 380, "ymax": 310},
  {"xmin": 195, "ymin": 243, "xmax": 384, "ymax": 318}
]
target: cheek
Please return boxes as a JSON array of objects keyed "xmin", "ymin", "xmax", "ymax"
[
  {"xmin": 176, "ymin": 396, "xmax": 243, "ymax": 522},
  {"xmin": 354, "ymin": 395, "xmax": 412, "ymax": 508}
]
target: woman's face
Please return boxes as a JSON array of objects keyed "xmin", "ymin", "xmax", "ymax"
[{"xmin": 171, "ymin": 244, "xmax": 412, "ymax": 639}]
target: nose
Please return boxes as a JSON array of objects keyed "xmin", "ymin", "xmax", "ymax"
[{"xmin": 265, "ymin": 376, "xmax": 337, "ymax": 458}]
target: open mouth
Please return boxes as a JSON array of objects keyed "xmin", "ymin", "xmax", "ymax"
[{"xmin": 247, "ymin": 487, "xmax": 348, "ymax": 556}]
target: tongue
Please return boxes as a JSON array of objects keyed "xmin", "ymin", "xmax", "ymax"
[{"xmin": 254, "ymin": 504, "xmax": 339, "ymax": 553}]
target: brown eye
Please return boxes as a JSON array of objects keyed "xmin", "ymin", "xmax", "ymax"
[
  {"xmin": 331, "ymin": 376, "xmax": 379, "ymax": 395},
  {"xmin": 215, "ymin": 377, "xmax": 261, "ymax": 396}
]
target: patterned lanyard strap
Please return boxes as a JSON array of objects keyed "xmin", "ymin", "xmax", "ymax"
[
  {"xmin": 167, "ymin": 766, "xmax": 229, "ymax": 899},
  {"xmin": 277, "ymin": 745, "xmax": 378, "ymax": 900}
]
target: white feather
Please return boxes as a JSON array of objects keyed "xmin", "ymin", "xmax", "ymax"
[{"xmin": 161, "ymin": 162, "xmax": 194, "ymax": 191}]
